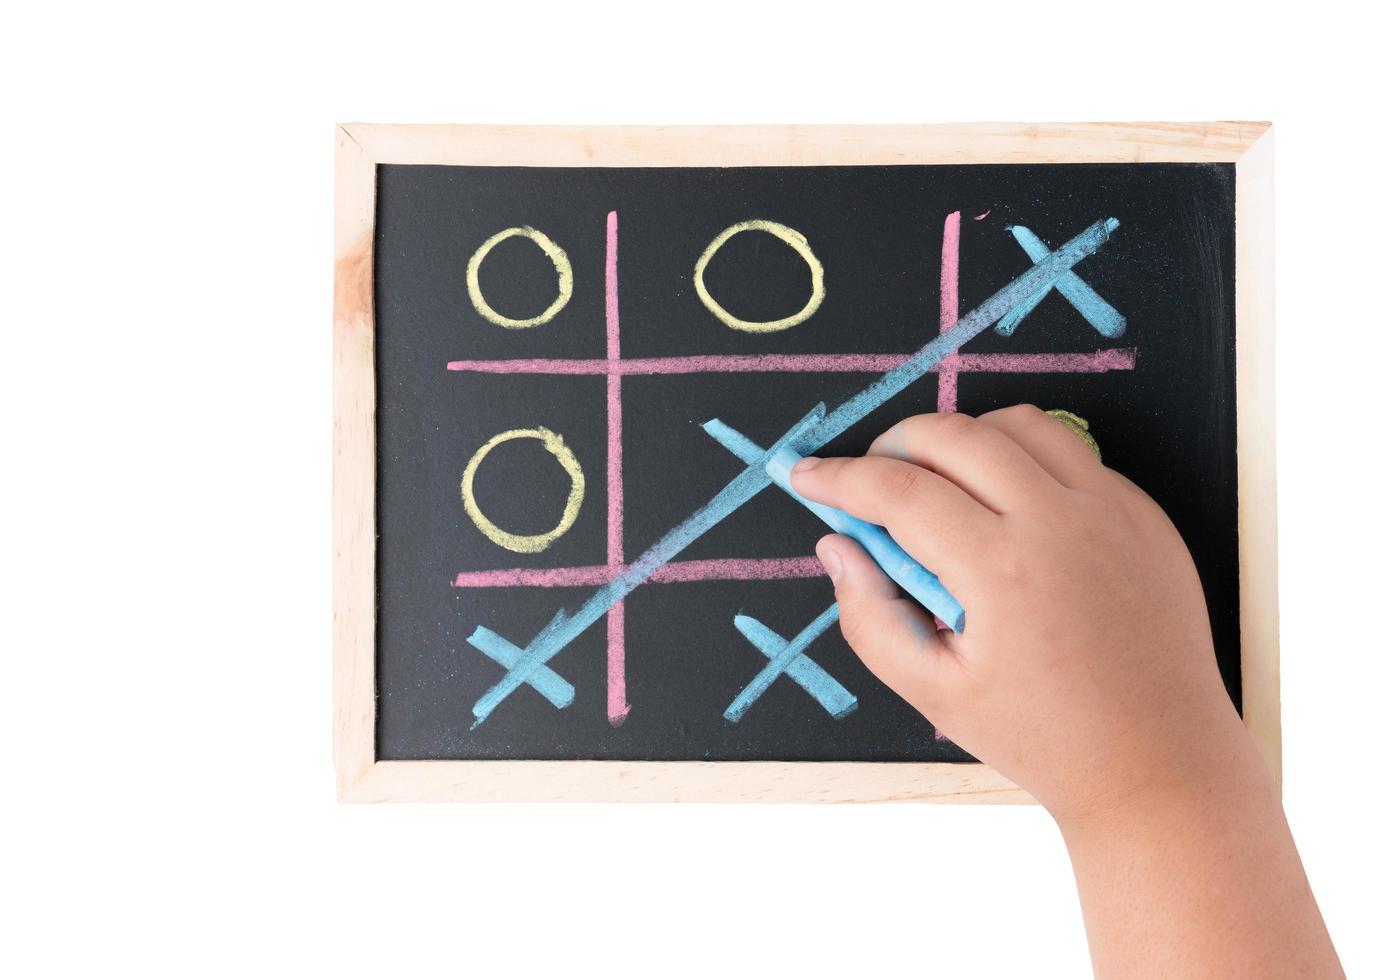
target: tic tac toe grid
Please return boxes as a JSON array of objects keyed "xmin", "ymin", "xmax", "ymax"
[{"xmin": 446, "ymin": 209, "xmax": 1134, "ymax": 729}]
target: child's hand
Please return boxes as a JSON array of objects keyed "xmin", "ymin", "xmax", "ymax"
[
  {"xmin": 791, "ymin": 405, "xmax": 1248, "ymax": 821},
  {"xmin": 788, "ymin": 405, "xmax": 1346, "ymax": 976},
  {"xmin": 796, "ymin": 407, "xmax": 1345, "ymax": 977}
]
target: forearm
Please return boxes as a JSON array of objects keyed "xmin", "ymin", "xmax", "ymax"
[{"xmin": 1057, "ymin": 733, "xmax": 1342, "ymax": 979}]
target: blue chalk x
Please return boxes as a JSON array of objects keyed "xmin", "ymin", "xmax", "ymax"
[{"xmin": 764, "ymin": 447, "xmax": 966, "ymax": 633}]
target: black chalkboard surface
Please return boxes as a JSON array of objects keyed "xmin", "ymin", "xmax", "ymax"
[{"xmin": 371, "ymin": 161, "xmax": 1238, "ymax": 765}]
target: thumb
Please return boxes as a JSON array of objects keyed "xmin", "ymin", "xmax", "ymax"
[{"xmin": 816, "ymin": 534, "xmax": 958, "ymax": 720}]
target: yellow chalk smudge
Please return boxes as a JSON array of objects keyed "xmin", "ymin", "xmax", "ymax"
[{"xmin": 1047, "ymin": 409, "xmax": 1101, "ymax": 460}]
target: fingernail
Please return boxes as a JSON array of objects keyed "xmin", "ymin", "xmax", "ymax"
[
  {"xmin": 816, "ymin": 542, "xmax": 843, "ymax": 584},
  {"xmin": 792, "ymin": 456, "xmax": 819, "ymax": 473}
]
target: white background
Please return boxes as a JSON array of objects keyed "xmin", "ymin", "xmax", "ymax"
[{"xmin": 4, "ymin": 2, "xmax": 1392, "ymax": 976}]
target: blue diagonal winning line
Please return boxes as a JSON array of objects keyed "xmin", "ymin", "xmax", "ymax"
[{"xmin": 469, "ymin": 216, "xmax": 1122, "ymax": 727}]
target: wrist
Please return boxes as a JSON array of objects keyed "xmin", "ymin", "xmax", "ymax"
[{"xmin": 1052, "ymin": 724, "xmax": 1277, "ymax": 847}]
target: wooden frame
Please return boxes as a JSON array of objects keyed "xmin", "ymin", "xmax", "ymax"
[{"xmin": 334, "ymin": 122, "xmax": 1277, "ymax": 802}]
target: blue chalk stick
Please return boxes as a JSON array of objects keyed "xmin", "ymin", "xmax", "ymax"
[{"xmin": 765, "ymin": 447, "xmax": 966, "ymax": 633}]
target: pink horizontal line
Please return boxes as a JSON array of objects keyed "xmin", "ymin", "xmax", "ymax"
[
  {"xmin": 446, "ymin": 348, "xmax": 1135, "ymax": 375},
  {"xmin": 448, "ymin": 354, "xmax": 903, "ymax": 374},
  {"xmin": 951, "ymin": 348, "xmax": 1136, "ymax": 372},
  {"xmin": 453, "ymin": 556, "xmax": 826, "ymax": 589}
]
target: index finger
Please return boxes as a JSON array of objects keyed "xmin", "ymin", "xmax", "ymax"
[{"xmin": 789, "ymin": 454, "xmax": 998, "ymax": 589}]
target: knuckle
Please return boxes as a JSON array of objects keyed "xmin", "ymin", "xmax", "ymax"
[
  {"xmin": 933, "ymin": 411, "xmax": 977, "ymax": 440},
  {"xmin": 881, "ymin": 463, "xmax": 924, "ymax": 502},
  {"xmin": 990, "ymin": 525, "xmax": 1038, "ymax": 587},
  {"xmin": 997, "ymin": 552, "xmax": 1035, "ymax": 587},
  {"xmin": 1002, "ymin": 402, "xmax": 1043, "ymax": 421},
  {"xmin": 898, "ymin": 412, "xmax": 939, "ymax": 431},
  {"xmin": 837, "ymin": 606, "xmax": 873, "ymax": 651}
]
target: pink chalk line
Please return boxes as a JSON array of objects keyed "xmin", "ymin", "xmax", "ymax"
[
  {"xmin": 454, "ymin": 556, "xmax": 827, "ymax": 589},
  {"xmin": 938, "ymin": 211, "xmax": 961, "ymax": 413},
  {"xmin": 445, "ymin": 349, "xmax": 1136, "ymax": 376},
  {"xmin": 605, "ymin": 212, "xmax": 629, "ymax": 725}
]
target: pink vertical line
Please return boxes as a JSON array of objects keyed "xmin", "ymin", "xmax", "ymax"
[
  {"xmin": 937, "ymin": 211, "xmax": 961, "ymax": 413},
  {"xmin": 605, "ymin": 212, "xmax": 623, "ymax": 570},
  {"xmin": 605, "ymin": 211, "xmax": 630, "ymax": 726}
]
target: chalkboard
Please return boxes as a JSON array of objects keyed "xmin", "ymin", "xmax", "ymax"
[{"xmin": 333, "ymin": 124, "xmax": 1278, "ymax": 801}]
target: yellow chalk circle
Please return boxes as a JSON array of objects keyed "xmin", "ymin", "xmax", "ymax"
[
  {"xmin": 461, "ymin": 427, "xmax": 585, "ymax": 553},
  {"xmin": 693, "ymin": 220, "xmax": 825, "ymax": 333},
  {"xmin": 466, "ymin": 227, "xmax": 573, "ymax": 329}
]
